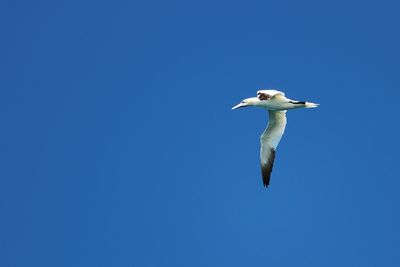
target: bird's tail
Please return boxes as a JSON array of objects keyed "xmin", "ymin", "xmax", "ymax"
[{"xmin": 304, "ymin": 102, "xmax": 319, "ymax": 108}]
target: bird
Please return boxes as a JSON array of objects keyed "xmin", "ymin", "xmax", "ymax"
[{"xmin": 232, "ymin": 89, "xmax": 319, "ymax": 188}]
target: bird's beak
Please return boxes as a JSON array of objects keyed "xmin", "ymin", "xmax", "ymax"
[
  {"xmin": 232, "ymin": 102, "xmax": 246, "ymax": 110},
  {"xmin": 232, "ymin": 97, "xmax": 255, "ymax": 110}
]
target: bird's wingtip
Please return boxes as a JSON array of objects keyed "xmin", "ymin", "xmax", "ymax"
[{"xmin": 261, "ymin": 149, "xmax": 276, "ymax": 188}]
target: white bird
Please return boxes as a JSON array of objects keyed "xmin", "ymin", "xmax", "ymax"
[{"xmin": 232, "ymin": 89, "xmax": 319, "ymax": 188}]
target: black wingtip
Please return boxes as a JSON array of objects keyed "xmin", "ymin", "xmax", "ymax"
[
  {"xmin": 289, "ymin": 101, "xmax": 306, "ymax": 105},
  {"xmin": 261, "ymin": 149, "xmax": 276, "ymax": 188}
]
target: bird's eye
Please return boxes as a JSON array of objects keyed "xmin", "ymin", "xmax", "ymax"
[{"xmin": 241, "ymin": 100, "xmax": 246, "ymax": 103}]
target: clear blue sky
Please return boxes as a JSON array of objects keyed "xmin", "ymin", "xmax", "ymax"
[{"xmin": 2, "ymin": 0, "xmax": 400, "ymax": 266}]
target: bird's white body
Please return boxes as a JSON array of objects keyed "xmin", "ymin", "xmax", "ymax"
[
  {"xmin": 232, "ymin": 89, "xmax": 318, "ymax": 187},
  {"xmin": 233, "ymin": 89, "xmax": 318, "ymax": 111}
]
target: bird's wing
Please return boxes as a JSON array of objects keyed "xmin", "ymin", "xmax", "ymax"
[
  {"xmin": 260, "ymin": 110, "xmax": 287, "ymax": 187},
  {"xmin": 257, "ymin": 89, "xmax": 285, "ymax": 97}
]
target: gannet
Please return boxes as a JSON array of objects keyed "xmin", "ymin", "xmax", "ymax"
[{"xmin": 232, "ymin": 89, "xmax": 319, "ymax": 188}]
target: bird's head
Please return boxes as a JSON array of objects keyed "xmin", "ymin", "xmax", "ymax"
[{"xmin": 232, "ymin": 97, "xmax": 261, "ymax": 110}]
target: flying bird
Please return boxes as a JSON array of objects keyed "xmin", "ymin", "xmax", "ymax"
[{"xmin": 232, "ymin": 89, "xmax": 319, "ymax": 188}]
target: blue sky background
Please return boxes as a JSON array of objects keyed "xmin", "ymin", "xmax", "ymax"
[{"xmin": 2, "ymin": 0, "xmax": 400, "ymax": 266}]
